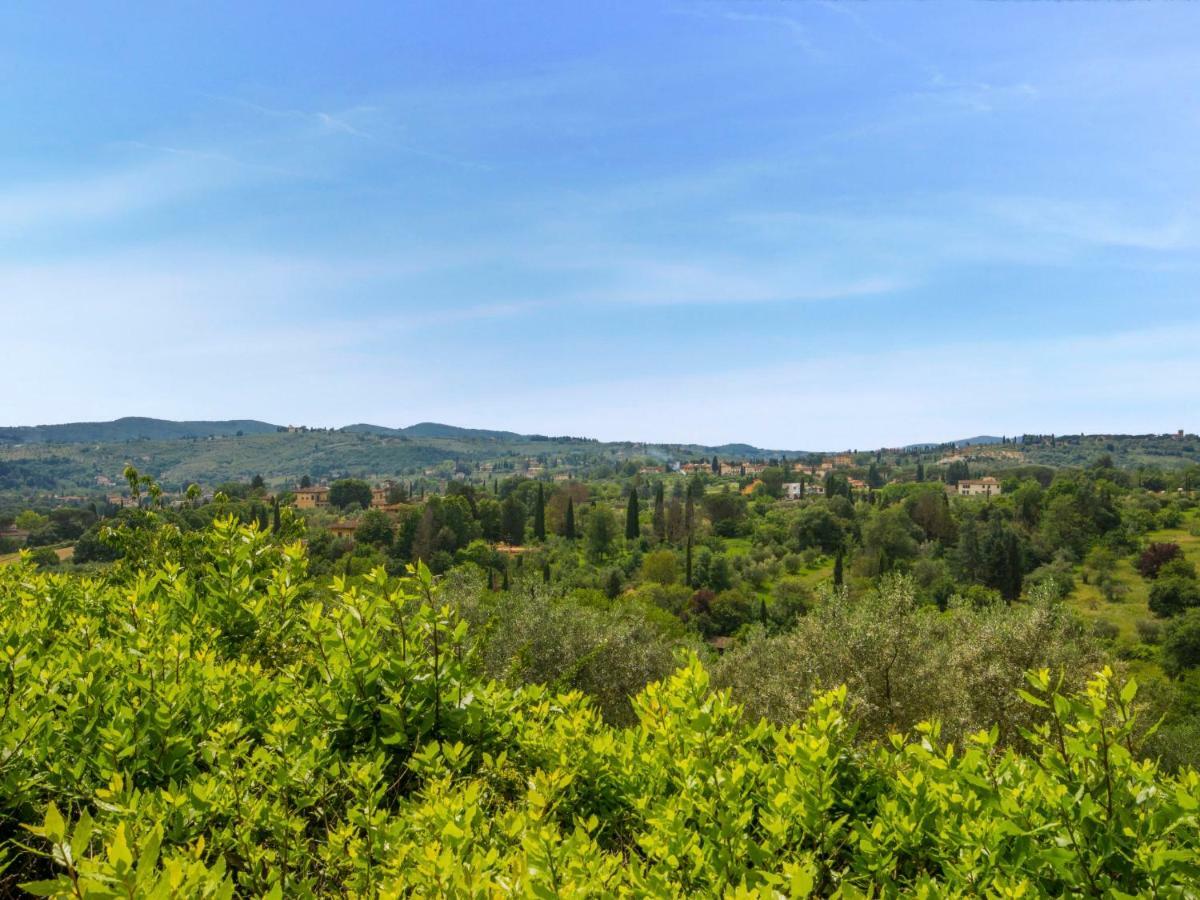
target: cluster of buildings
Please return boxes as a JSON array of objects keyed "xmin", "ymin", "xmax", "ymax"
[
  {"xmin": 677, "ymin": 454, "xmax": 858, "ymax": 479},
  {"xmin": 293, "ymin": 484, "xmax": 398, "ymax": 510}
]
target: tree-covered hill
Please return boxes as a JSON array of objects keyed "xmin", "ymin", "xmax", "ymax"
[
  {"xmin": 0, "ymin": 417, "xmax": 280, "ymax": 444},
  {"xmin": 0, "ymin": 419, "xmax": 1197, "ymax": 504}
]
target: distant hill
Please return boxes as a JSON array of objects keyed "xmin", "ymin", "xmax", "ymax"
[
  {"xmin": 339, "ymin": 424, "xmax": 407, "ymax": 437},
  {"xmin": 904, "ymin": 435, "xmax": 1004, "ymax": 451},
  {"xmin": 401, "ymin": 422, "xmax": 524, "ymax": 441},
  {"xmin": 343, "ymin": 422, "xmax": 525, "ymax": 441},
  {"xmin": 709, "ymin": 443, "xmax": 775, "ymax": 457},
  {"xmin": 0, "ymin": 417, "xmax": 280, "ymax": 445}
]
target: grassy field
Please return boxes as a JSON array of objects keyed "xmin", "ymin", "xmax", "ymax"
[{"xmin": 1065, "ymin": 512, "xmax": 1200, "ymax": 679}]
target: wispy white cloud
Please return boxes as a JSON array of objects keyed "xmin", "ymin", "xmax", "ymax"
[
  {"xmin": 572, "ymin": 257, "xmax": 905, "ymax": 307},
  {"xmin": 670, "ymin": 5, "xmax": 821, "ymax": 58},
  {"xmin": 732, "ymin": 191, "xmax": 1200, "ymax": 280},
  {"xmin": 416, "ymin": 323, "xmax": 1200, "ymax": 448},
  {"xmin": 205, "ymin": 93, "xmax": 376, "ymax": 139},
  {"xmin": 979, "ymin": 196, "xmax": 1198, "ymax": 253},
  {"xmin": 0, "ymin": 157, "xmax": 242, "ymax": 236}
]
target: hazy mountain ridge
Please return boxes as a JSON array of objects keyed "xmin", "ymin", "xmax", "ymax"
[
  {"xmin": 0, "ymin": 417, "xmax": 280, "ymax": 444},
  {"xmin": 342, "ymin": 422, "xmax": 525, "ymax": 441}
]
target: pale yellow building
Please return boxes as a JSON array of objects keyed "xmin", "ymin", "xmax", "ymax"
[
  {"xmin": 294, "ymin": 486, "xmax": 330, "ymax": 508},
  {"xmin": 958, "ymin": 477, "xmax": 1002, "ymax": 498}
]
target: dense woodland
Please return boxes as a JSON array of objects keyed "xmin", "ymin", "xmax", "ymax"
[{"xmin": 4, "ymin": 432, "xmax": 1200, "ymax": 895}]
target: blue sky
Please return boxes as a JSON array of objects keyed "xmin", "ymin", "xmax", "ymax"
[{"xmin": 2, "ymin": 2, "xmax": 1198, "ymax": 448}]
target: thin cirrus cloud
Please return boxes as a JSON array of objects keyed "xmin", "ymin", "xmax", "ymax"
[
  {"xmin": 202, "ymin": 93, "xmax": 377, "ymax": 139},
  {"xmin": 418, "ymin": 323, "xmax": 1200, "ymax": 448},
  {"xmin": 0, "ymin": 156, "xmax": 243, "ymax": 237}
]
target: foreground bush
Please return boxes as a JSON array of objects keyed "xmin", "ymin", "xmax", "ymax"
[{"xmin": 2, "ymin": 518, "xmax": 1198, "ymax": 896}]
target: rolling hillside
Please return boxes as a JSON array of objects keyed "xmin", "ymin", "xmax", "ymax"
[
  {"xmin": 0, "ymin": 419, "xmax": 1196, "ymax": 502},
  {"xmin": 0, "ymin": 417, "xmax": 279, "ymax": 444}
]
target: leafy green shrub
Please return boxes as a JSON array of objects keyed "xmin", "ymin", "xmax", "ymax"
[
  {"xmin": 1164, "ymin": 609, "xmax": 1200, "ymax": 676},
  {"xmin": 639, "ymin": 548, "xmax": 678, "ymax": 585},
  {"xmin": 1023, "ymin": 555, "xmax": 1076, "ymax": 600},
  {"xmin": 4, "ymin": 517, "xmax": 1199, "ymax": 896},
  {"xmin": 1136, "ymin": 618, "xmax": 1164, "ymax": 644},
  {"xmin": 1159, "ymin": 556, "xmax": 1199, "ymax": 582},
  {"xmin": 1149, "ymin": 576, "xmax": 1200, "ymax": 618},
  {"xmin": 25, "ymin": 547, "xmax": 60, "ymax": 569},
  {"xmin": 769, "ymin": 576, "xmax": 812, "ymax": 630}
]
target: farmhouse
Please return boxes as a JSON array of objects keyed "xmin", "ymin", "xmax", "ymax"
[
  {"xmin": 294, "ymin": 486, "xmax": 330, "ymax": 508},
  {"xmin": 783, "ymin": 482, "xmax": 824, "ymax": 500},
  {"xmin": 329, "ymin": 521, "xmax": 358, "ymax": 539},
  {"xmin": 958, "ymin": 477, "xmax": 1002, "ymax": 498}
]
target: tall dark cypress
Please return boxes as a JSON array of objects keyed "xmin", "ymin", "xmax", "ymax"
[
  {"xmin": 625, "ymin": 489, "xmax": 640, "ymax": 540},
  {"xmin": 564, "ymin": 497, "xmax": 576, "ymax": 540},
  {"xmin": 652, "ymin": 481, "xmax": 666, "ymax": 539},
  {"xmin": 534, "ymin": 482, "xmax": 546, "ymax": 541},
  {"xmin": 685, "ymin": 481, "xmax": 696, "ymax": 585},
  {"xmin": 272, "ymin": 497, "xmax": 281, "ymax": 533},
  {"xmin": 916, "ymin": 462, "xmax": 925, "ymax": 482},
  {"xmin": 833, "ymin": 548, "xmax": 844, "ymax": 587}
]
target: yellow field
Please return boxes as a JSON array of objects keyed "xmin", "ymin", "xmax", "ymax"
[{"xmin": 0, "ymin": 545, "xmax": 74, "ymax": 566}]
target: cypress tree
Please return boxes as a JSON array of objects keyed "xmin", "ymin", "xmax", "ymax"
[
  {"xmin": 542, "ymin": 562, "xmax": 551, "ymax": 584},
  {"xmin": 957, "ymin": 515, "xmax": 982, "ymax": 583},
  {"xmin": 501, "ymin": 563, "xmax": 510, "ymax": 591},
  {"xmin": 686, "ymin": 533, "xmax": 693, "ymax": 587},
  {"xmin": 916, "ymin": 462, "xmax": 925, "ymax": 482},
  {"xmin": 833, "ymin": 548, "xmax": 844, "ymax": 587},
  {"xmin": 625, "ymin": 490, "xmax": 640, "ymax": 540},
  {"xmin": 652, "ymin": 481, "xmax": 666, "ymax": 539},
  {"xmin": 711, "ymin": 455, "xmax": 720, "ymax": 474},
  {"xmin": 564, "ymin": 497, "xmax": 576, "ymax": 540},
  {"xmin": 868, "ymin": 462, "xmax": 882, "ymax": 488},
  {"xmin": 272, "ymin": 497, "xmax": 281, "ymax": 533},
  {"xmin": 534, "ymin": 482, "xmax": 546, "ymax": 541},
  {"xmin": 605, "ymin": 568, "xmax": 622, "ymax": 599}
]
